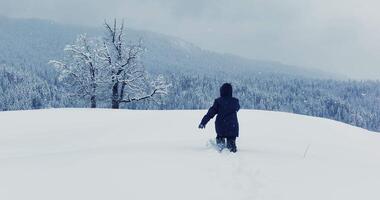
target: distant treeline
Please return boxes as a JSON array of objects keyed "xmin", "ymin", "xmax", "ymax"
[{"xmin": 1, "ymin": 64, "xmax": 379, "ymax": 132}]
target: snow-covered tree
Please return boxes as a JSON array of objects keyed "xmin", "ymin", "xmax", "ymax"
[
  {"xmin": 50, "ymin": 20, "xmax": 169, "ymax": 109},
  {"xmin": 50, "ymin": 34, "xmax": 105, "ymax": 108},
  {"xmin": 99, "ymin": 20, "xmax": 169, "ymax": 109}
]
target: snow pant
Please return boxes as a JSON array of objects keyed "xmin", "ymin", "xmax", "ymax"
[{"xmin": 216, "ymin": 136, "xmax": 237, "ymax": 152}]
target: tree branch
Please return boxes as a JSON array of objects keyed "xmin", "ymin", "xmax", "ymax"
[{"xmin": 119, "ymin": 89, "xmax": 158, "ymax": 103}]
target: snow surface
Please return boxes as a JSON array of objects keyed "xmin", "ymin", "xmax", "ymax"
[{"xmin": 0, "ymin": 109, "xmax": 379, "ymax": 200}]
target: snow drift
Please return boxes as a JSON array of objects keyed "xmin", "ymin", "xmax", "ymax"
[{"xmin": 0, "ymin": 109, "xmax": 379, "ymax": 200}]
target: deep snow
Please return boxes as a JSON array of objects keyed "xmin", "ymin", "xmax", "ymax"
[{"xmin": 0, "ymin": 109, "xmax": 379, "ymax": 200}]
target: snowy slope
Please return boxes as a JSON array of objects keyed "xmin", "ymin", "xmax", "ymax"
[{"xmin": 0, "ymin": 109, "xmax": 379, "ymax": 200}]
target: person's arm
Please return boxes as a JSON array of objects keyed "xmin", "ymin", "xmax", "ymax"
[
  {"xmin": 236, "ymin": 99, "xmax": 240, "ymax": 112},
  {"xmin": 199, "ymin": 100, "xmax": 218, "ymax": 128}
]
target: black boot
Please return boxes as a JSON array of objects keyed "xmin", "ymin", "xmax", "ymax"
[
  {"xmin": 216, "ymin": 137, "xmax": 226, "ymax": 151},
  {"xmin": 227, "ymin": 137, "xmax": 237, "ymax": 153}
]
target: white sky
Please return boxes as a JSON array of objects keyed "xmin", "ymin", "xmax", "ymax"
[{"xmin": 1, "ymin": 0, "xmax": 380, "ymax": 79}]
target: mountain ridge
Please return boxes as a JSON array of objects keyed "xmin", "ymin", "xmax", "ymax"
[{"xmin": 0, "ymin": 16, "xmax": 337, "ymax": 79}]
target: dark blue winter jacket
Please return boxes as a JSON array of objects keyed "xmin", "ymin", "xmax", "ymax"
[{"xmin": 200, "ymin": 83, "xmax": 240, "ymax": 138}]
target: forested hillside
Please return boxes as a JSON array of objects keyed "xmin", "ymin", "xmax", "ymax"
[{"xmin": 0, "ymin": 17, "xmax": 379, "ymax": 132}]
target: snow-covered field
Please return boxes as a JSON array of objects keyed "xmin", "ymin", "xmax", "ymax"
[{"xmin": 0, "ymin": 109, "xmax": 379, "ymax": 200}]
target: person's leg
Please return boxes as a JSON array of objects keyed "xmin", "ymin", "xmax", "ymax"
[
  {"xmin": 227, "ymin": 137, "xmax": 237, "ymax": 153},
  {"xmin": 216, "ymin": 136, "xmax": 226, "ymax": 150}
]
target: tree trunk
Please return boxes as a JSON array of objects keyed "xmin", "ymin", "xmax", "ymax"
[
  {"xmin": 89, "ymin": 65, "xmax": 97, "ymax": 108},
  {"xmin": 111, "ymin": 82, "xmax": 120, "ymax": 109},
  {"xmin": 90, "ymin": 95, "xmax": 96, "ymax": 108},
  {"xmin": 112, "ymin": 100, "xmax": 120, "ymax": 109}
]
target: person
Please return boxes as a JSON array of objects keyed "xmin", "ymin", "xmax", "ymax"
[{"xmin": 199, "ymin": 83, "xmax": 240, "ymax": 152}]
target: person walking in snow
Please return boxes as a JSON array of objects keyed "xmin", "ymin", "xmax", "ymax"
[{"xmin": 199, "ymin": 83, "xmax": 240, "ymax": 153}]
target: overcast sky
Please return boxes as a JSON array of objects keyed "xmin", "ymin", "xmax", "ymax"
[{"xmin": 1, "ymin": 0, "xmax": 380, "ymax": 79}]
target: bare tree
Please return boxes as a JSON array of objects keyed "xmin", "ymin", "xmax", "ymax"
[
  {"xmin": 50, "ymin": 20, "xmax": 169, "ymax": 109},
  {"xmin": 99, "ymin": 19, "xmax": 168, "ymax": 109},
  {"xmin": 50, "ymin": 34, "xmax": 104, "ymax": 108}
]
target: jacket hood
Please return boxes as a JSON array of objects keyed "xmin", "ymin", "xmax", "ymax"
[{"xmin": 220, "ymin": 83, "xmax": 233, "ymax": 97}]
